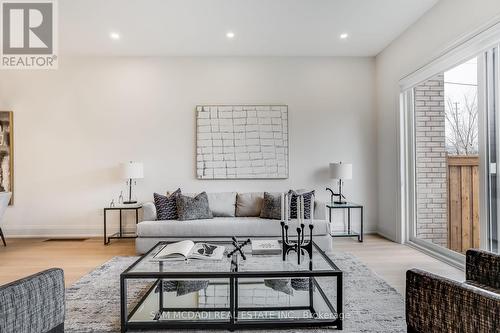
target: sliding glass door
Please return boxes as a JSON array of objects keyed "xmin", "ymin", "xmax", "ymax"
[{"xmin": 402, "ymin": 41, "xmax": 500, "ymax": 261}]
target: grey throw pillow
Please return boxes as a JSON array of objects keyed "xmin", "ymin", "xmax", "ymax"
[
  {"xmin": 260, "ymin": 192, "xmax": 282, "ymax": 220},
  {"xmin": 176, "ymin": 192, "xmax": 213, "ymax": 221},
  {"xmin": 154, "ymin": 188, "xmax": 181, "ymax": 220},
  {"xmin": 207, "ymin": 192, "xmax": 237, "ymax": 217}
]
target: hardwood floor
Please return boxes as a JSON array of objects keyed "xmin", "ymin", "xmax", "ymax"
[
  {"xmin": 333, "ymin": 235, "xmax": 464, "ymax": 293},
  {"xmin": 0, "ymin": 235, "xmax": 463, "ymax": 293},
  {"xmin": 0, "ymin": 237, "xmax": 136, "ymax": 287}
]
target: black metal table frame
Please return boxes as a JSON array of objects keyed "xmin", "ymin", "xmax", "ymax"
[
  {"xmin": 327, "ymin": 204, "xmax": 364, "ymax": 242},
  {"xmin": 120, "ymin": 241, "xmax": 343, "ymax": 332},
  {"xmin": 104, "ymin": 206, "xmax": 141, "ymax": 245}
]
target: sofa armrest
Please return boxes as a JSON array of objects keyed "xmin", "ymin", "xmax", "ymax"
[
  {"xmin": 466, "ymin": 249, "xmax": 500, "ymax": 290},
  {"xmin": 143, "ymin": 201, "xmax": 157, "ymax": 221},
  {"xmin": 313, "ymin": 200, "xmax": 326, "ymax": 220},
  {"xmin": 0, "ymin": 268, "xmax": 65, "ymax": 333},
  {"xmin": 406, "ymin": 268, "xmax": 500, "ymax": 333}
]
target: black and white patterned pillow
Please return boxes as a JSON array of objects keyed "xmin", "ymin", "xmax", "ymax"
[
  {"xmin": 154, "ymin": 189, "xmax": 181, "ymax": 220},
  {"xmin": 288, "ymin": 190, "xmax": 315, "ymax": 219}
]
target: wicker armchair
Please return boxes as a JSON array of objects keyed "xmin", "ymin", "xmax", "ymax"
[
  {"xmin": 406, "ymin": 249, "xmax": 500, "ymax": 333},
  {"xmin": 0, "ymin": 268, "xmax": 65, "ymax": 333}
]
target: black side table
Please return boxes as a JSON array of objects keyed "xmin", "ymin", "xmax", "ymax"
[
  {"xmin": 104, "ymin": 204, "xmax": 142, "ymax": 245},
  {"xmin": 326, "ymin": 202, "xmax": 363, "ymax": 242}
]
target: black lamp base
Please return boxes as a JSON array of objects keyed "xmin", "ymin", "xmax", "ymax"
[
  {"xmin": 123, "ymin": 200, "xmax": 137, "ymax": 205},
  {"xmin": 334, "ymin": 200, "xmax": 347, "ymax": 205}
]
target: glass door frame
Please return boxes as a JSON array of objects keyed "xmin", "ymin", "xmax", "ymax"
[{"xmin": 483, "ymin": 46, "xmax": 500, "ymax": 252}]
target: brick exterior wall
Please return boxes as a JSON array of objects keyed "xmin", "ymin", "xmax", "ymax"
[{"xmin": 414, "ymin": 74, "xmax": 448, "ymax": 247}]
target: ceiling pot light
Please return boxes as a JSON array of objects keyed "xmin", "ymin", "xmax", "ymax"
[
  {"xmin": 226, "ymin": 31, "xmax": 235, "ymax": 39},
  {"xmin": 110, "ymin": 32, "xmax": 120, "ymax": 40},
  {"xmin": 340, "ymin": 33, "xmax": 349, "ymax": 39}
]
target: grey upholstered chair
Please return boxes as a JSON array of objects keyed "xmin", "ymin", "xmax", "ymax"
[
  {"xmin": 406, "ymin": 249, "xmax": 500, "ymax": 333},
  {"xmin": 0, "ymin": 192, "xmax": 11, "ymax": 246},
  {"xmin": 0, "ymin": 268, "xmax": 65, "ymax": 333}
]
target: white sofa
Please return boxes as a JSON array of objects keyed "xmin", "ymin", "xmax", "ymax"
[{"xmin": 136, "ymin": 192, "xmax": 332, "ymax": 254}]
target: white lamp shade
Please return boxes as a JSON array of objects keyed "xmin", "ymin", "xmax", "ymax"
[
  {"xmin": 329, "ymin": 162, "xmax": 352, "ymax": 180},
  {"xmin": 122, "ymin": 161, "xmax": 144, "ymax": 179}
]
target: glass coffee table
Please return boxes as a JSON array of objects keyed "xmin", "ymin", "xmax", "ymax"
[{"xmin": 120, "ymin": 240, "xmax": 343, "ymax": 332}]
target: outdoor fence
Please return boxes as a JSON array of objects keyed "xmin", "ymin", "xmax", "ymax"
[{"xmin": 447, "ymin": 155, "xmax": 480, "ymax": 253}]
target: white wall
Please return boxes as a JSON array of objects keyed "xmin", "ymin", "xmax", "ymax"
[
  {"xmin": 0, "ymin": 56, "xmax": 377, "ymax": 237},
  {"xmin": 375, "ymin": 0, "xmax": 500, "ymax": 241}
]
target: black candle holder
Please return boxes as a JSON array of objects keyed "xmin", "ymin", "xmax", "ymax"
[{"xmin": 280, "ymin": 221, "xmax": 314, "ymax": 264}]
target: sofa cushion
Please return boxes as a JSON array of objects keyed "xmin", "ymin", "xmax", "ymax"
[
  {"xmin": 260, "ymin": 192, "xmax": 282, "ymax": 220},
  {"xmin": 288, "ymin": 189, "xmax": 315, "ymax": 219},
  {"xmin": 176, "ymin": 192, "xmax": 213, "ymax": 221},
  {"xmin": 206, "ymin": 192, "xmax": 236, "ymax": 217},
  {"xmin": 154, "ymin": 189, "xmax": 181, "ymax": 220},
  {"xmin": 137, "ymin": 217, "xmax": 329, "ymax": 237},
  {"xmin": 236, "ymin": 192, "xmax": 264, "ymax": 217}
]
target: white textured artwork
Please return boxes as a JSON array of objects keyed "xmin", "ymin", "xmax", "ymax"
[{"xmin": 196, "ymin": 105, "xmax": 288, "ymax": 179}]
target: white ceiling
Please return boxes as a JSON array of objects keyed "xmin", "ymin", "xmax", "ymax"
[{"xmin": 60, "ymin": 0, "xmax": 439, "ymax": 56}]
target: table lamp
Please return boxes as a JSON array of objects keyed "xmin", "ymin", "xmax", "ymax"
[
  {"xmin": 327, "ymin": 162, "xmax": 352, "ymax": 204},
  {"xmin": 121, "ymin": 161, "xmax": 144, "ymax": 204}
]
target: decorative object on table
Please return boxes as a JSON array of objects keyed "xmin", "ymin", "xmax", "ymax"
[
  {"xmin": 0, "ymin": 112, "xmax": 13, "ymax": 205},
  {"xmin": 327, "ymin": 202, "xmax": 364, "ymax": 242},
  {"xmin": 151, "ymin": 240, "xmax": 225, "ymax": 261},
  {"xmin": 109, "ymin": 199, "xmax": 115, "ymax": 208},
  {"xmin": 196, "ymin": 105, "xmax": 288, "ymax": 179},
  {"xmin": 176, "ymin": 192, "xmax": 213, "ymax": 221},
  {"xmin": 103, "ymin": 204, "xmax": 142, "ymax": 245},
  {"xmin": 327, "ymin": 162, "xmax": 352, "ymax": 204},
  {"xmin": 288, "ymin": 189, "xmax": 315, "ymax": 219},
  {"xmin": 226, "ymin": 236, "xmax": 251, "ymax": 260},
  {"xmin": 251, "ymin": 239, "xmax": 281, "ymax": 255},
  {"xmin": 121, "ymin": 161, "xmax": 144, "ymax": 204},
  {"xmin": 260, "ymin": 192, "xmax": 283, "ymax": 220},
  {"xmin": 280, "ymin": 194, "xmax": 314, "ymax": 265},
  {"xmin": 0, "ymin": 192, "xmax": 11, "ymax": 246},
  {"xmin": 154, "ymin": 189, "xmax": 181, "ymax": 220},
  {"xmin": 118, "ymin": 191, "xmax": 124, "ymax": 204}
]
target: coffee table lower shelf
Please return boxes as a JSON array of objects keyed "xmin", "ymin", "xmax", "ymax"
[{"xmin": 121, "ymin": 275, "xmax": 342, "ymax": 332}]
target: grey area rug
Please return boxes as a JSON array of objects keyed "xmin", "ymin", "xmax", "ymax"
[{"xmin": 65, "ymin": 253, "xmax": 406, "ymax": 332}]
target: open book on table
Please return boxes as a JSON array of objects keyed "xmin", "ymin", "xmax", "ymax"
[{"xmin": 151, "ymin": 240, "xmax": 225, "ymax": 261}]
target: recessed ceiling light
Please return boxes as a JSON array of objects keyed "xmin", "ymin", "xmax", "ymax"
[
  {"xmin": 110, "ymin": 32, "xmax": 120, "ymax": 40},
  {"xmin": 226, "ymin": 31, "xmax": 235, "ymax": 39},
  {"xmin": 340, "ymin": 33, "xmax": 349, "ymax": 39}
]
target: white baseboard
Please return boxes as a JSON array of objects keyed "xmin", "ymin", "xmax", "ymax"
[{"xmin": 376, "ymin": 230, "xmax": 398, "ymax": 242}]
